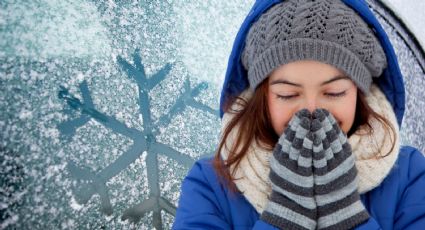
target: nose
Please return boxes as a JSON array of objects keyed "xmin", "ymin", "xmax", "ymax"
[{"xmin": 303, "ymin": 96, "xmax": 318, "ymax": 113}]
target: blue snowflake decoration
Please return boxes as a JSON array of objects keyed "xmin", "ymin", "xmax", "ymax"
[{"xmin": 57, "ymin": 50, "xmax": 219, "ymax": 228}]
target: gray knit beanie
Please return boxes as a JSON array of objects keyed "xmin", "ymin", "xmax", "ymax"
[{"xmin": 241, "ymin": 0, "xmax": 387, "ymax": 93}]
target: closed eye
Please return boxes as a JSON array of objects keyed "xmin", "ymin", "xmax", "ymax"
[
  {"xmin": 276, "ymin": 94, "xmax": 298, "ymax": 100},
  {"xmin": 325, "ymin": 91, "xmax": 346, "ymax": 98}
]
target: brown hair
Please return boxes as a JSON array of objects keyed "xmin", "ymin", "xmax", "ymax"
[{"xmin": 213, "ymin": 80, "xmax": 396, "ymax": 192}]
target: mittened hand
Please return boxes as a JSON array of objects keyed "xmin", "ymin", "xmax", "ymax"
[
  {"xmin": 261, "ymin": 109, "xmax": 317, "ymax": 230},
  {"xmin": 263, "ymin": 109, "xmax": 369, "ymax": 230},
  {"xmin": 311, "ymin": 109, "xmax": 369, "ymax": 230}
]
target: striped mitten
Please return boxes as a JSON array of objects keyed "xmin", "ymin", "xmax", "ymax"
[
  {"xmin": 311, "ymin": 109, "xmax": 369, "ymax": 230},
  {"xmin": 261, "ymin": 109, "xmax": 317, "ymax": 230}
]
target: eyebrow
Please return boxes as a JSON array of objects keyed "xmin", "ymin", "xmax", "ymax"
[{"xmin": 269, "ymin": 75, "xmax": 350, "ymax": 87}]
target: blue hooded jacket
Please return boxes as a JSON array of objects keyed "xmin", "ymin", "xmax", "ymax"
[{"xmin": 173, "ymin": 0, "xmax": 425, "ymax": 229}]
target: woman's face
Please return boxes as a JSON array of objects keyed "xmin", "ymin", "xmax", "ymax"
[{"xmin": 267, "ymin": 60, "xmax": 358, "ymax": 136}]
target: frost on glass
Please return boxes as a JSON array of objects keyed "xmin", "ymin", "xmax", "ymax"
[
  {"xmin": 369, "ymin": 0, "xmax": 425, "ymax": 153},
  {"xmin": 1, "ymin": 0, "xmax": 424, "ymax": 230}
]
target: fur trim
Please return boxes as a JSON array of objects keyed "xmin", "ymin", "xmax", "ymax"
[{"xmin": 220, "ymin": 85, "xmax": 400, "ymax": 214}]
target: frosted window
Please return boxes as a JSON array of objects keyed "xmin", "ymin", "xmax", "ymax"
[{"xmin": 1, "ymin": 0, "xmax": 424, "ymax": 229}]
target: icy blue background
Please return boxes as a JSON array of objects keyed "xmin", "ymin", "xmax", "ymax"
[{"xmin": 1, "ymin": 0, "xmax": 424, "ymax": 229}]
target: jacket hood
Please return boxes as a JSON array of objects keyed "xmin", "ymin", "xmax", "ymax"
[{"xmin": 219, "ymin": 0, "xmax": 405, "ymax": 127}]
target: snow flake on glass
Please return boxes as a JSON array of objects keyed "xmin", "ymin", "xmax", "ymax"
[{"xmin": 57, "ymin": 50, "xmax": 219, "ymax": 227}]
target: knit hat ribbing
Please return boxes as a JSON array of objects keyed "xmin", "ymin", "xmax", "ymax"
[{"xmin": 241, "ymin": 0, "xmax": 387, "ymax": 93}]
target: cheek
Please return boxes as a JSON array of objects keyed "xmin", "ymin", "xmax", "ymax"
[
  {"xmin": 268, "ymin": 97, "xmax": 293, "ymax": 136},
  {"xmin": 330, "ymin": 98, "xmax": 357, "ymax": 133}
]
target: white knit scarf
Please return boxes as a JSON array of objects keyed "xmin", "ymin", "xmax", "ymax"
[{"xmin": 220, "ymin": 85, "xmax": 400, "ymax": 214}]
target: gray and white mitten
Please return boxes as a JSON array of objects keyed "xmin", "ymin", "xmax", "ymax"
[
  {"xmin": 261, "ymin": 109, "xmax": 317, "ymax": 230},
  {"xmin": 311, "ymin": 109, "xmax": 369, "ymax": 230}
]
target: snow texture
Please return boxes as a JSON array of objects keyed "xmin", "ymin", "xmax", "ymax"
[
  {"xmin": 382, "ymin": 0, "xmax": 425, "ymax": 49},
  {"xmin": 0, "ymin": 0, "xmax": 424, "ymax": 229}
]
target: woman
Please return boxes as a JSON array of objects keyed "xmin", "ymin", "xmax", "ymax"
[{"xmin": 173, "ymin": 0, "xmax": 425, "ymax": 229}]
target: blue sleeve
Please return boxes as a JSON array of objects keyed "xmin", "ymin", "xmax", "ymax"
[
  {"xmin": 172, "ymin": 160, "xmax": 231, "ymax": 230},
  {"xmin": 172, "ymin": 159, "xmax": 279, "ymax": 230},
  {"xmin": 394, "ymin": 148, "xmax": 425, "ymax": 229},
  {"xmin": 354, "ymin": 147, "xmax": 425, "ymax": 230}
]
